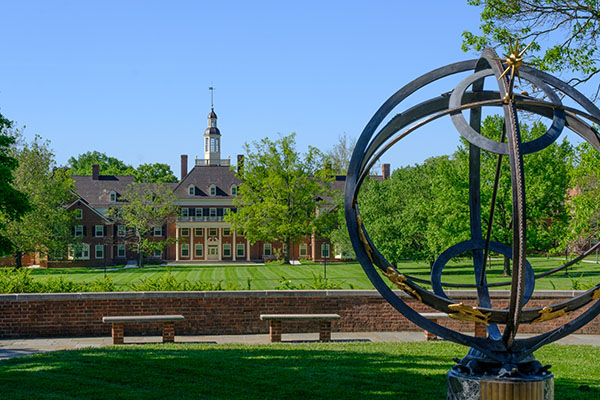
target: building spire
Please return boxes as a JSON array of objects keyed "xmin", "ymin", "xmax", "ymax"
[{"xmin": 209, "ymin": 86, "xmax": 215, "ymax": 110}]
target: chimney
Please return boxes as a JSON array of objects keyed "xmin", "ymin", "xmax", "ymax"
[
  {"xmin": 92, "ymin": 164, "xmax": 100, "ymax": 180},
  {"xmin": 237, "ymin": 154, "xmax": 244, "ymax": 175},
  {"xmin": 181, "ymin": 155, "xmax": 188, "ymax": 181},
  {"xmin": 382, "ymin": 163, "xmax": 390, "ymax": 180}
]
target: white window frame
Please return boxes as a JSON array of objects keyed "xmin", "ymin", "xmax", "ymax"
[
  {"xmin": 195, "ymin": 244, "xmax": 203, "ymax": 257},
  {"xmin": 95, "ymin": 245, "xmax": 104, "ymax": 259},
  {"xmin": 223, "ymin": 228, "xmax": 231, "ymax": 236},
  {"xmin": 210, "ymin": 208, "xmax": 217, "ymax": 217},
  {"xmin": 299, "ymin": 243, "xmax": 308, "ymax": 257},
  {"xmin": 153, "ymin": 226, "xmax": 162, "ymax": 237},
  {"xmin": 237, "ymin": 244, "xmax": 245, "ymax": 257},
  {"xmin": 117, "ymin": 244, "xmax": 126, "ymax": 258},
  {"xmin": 209, "ymin": 227, "xmax": 217, "ymax": 237},
  {"xmin": 74, "ymin": 225, "xmax": 84, "ymax": 237},
  {"xmin": 95, "ymin": 225, "xmax": 104, "ymax": 238},
  {"xmin": 223, "ymin": 244, "xmax": 231, "ymax": 257},
  {"xmin": 181, "ymin": 243, "xmax": 189, "ymax": 257},
  {"xmin": 181, "ymin": 207, "xmax": 189, "ymax": 217},
  {"xmin": 195, "ymin": 228, "xmax": 203, "ymax": 237},
  {"xmin": 75, "ymin": 209, "xmax": 83, "ymax": 220},
  {"xmin": 117, "ymin": 225, "xmax": 126, "ymax": 237},
  {"xmin": 188, "ymin": 185, "xmax": 195, "ymax": 196},
  {"xmin": 231, "ymin": 185, "xmax": 237, "ymax": 196},
  {"xmin": 321, "ymin": 243, "xmax": 330, "ymax": 258},
  {"xmin": 210, "ymin": 184, "xmax": 216, "ymax": 196},
  {"xmin": 264, "ymin": 243, "xmax": 272, "ymax": 257},
  {"xmin": 69, "ymin": 243, "xmax": 90, "ymax": 260},
  {"xmin": 109, "ymin": 190, "xmax": 117, "ymax": 202},
  {"xmin": 181, "ymin": 228, "xmax": 189, "ymax": 237},
  {"xmin": 154, "ymin": 249, "xmax": 162, "ymax": 257}
]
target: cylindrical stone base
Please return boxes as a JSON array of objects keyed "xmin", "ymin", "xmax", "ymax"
[{"xmin": 447, "ymin": 370, "xmax": 554, "ymax": 400}]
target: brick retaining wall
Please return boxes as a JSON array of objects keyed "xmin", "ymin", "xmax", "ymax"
[{"xmin": 0, "ymin": 290, "xmax": 599, "ymax": 338}]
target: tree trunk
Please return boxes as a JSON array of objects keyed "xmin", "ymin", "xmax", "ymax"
[
  {"xmin": 137, "ymin": 235, "xmax": 143, "ymax": 268},
  {"xmin": 15, "ymin": 251, "xmax": 22, "ymax": 269},
  {"xmin": 503, "ymin": 255, "xmax": 511, "ymax": 276},
  {"xmin": 285, "ymin": 238, "xmax": 291, "ymax": 264}
]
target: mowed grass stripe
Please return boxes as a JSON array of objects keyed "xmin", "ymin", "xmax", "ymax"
[{"xmin": 23, "ymin": 256, "xmax": 600, "ymax": 291}]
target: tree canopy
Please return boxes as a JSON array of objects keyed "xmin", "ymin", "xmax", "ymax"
[
  {"xmin": 225, "ymin": 133, "xmax": 333, "ymax": 263},
  {"xmin": 0, "ymin": 114, "xmax": 30, "ymax": 256},
  {"xmin": 358, "ymin": 116, "xmax": 574, "ymax": 265},
  {"xmin": 111, "ymin": 183, "xmax": 177, "ymax": 267},
  {"xmin": 0, "ymin": 128, "xmax": 75, "ymax": 266},
  {"xmin": 68, "ymin": 151, "xmax": 177, "ymax": 183},
  {"xmin": 463, "ymin": 1, "xmax": 600, "ymax": 98}
]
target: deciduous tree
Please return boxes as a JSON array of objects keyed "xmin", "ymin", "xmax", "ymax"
[
  {"xmin": 1, "ymin": 131, "xmax": 75, "ymax": 267},
  {"xmin": 0, "ymin": 114, "xmax": 30, "ymax": 257},
  {"xmin": 463, "ymin": 0, "xmax": 600, "ymax": 98},
  {"xmin": 225, "ymin": 133, "xmax": 333, "ymax": 263},
  {"xmin": 133, "ymin": 163, "xmax": 178, "ymax": 183},
  {"xmin": 68, "ymin": 151, "xmax": 135, "ymax": 176},
  {"xmin": 112, "ymin": 184, "xmax": 177, "ymax": 267}
]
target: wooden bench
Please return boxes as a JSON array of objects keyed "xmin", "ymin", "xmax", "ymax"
[
  {"xmin": 260, "ymin": 314, "xmax": 340, "ymax": 343},
  {"xmin": 421, "ymin": 312, "xmax": 487, "ymax": 340},
  {"xmin": 102, "ymin": 315, "xmax": 185, "ymax": 344}
]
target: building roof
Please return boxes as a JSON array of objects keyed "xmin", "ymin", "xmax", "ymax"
[
  {"xmin": 208, "ymin": 109, "xmax": 217, "ymax": 119},
  {"xmin": 174, "ymin": 165, "xmax": 241, "ymax": 198},
  {"xmin": 204, "ymin": 127, "xmax": 221, "ymax": 136},
  {"xmin": 72, "ymin": 175, "xmax": 135, "ymax": 207}
]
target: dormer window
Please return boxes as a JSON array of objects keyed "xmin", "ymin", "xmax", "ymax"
[
  {"xmin": 188, "ymin": 185, "xmax": 195, "ymax": 196},
  {"xmin": 231, "ymin": 185, "xmax": 238, "ymax": 196},
  {"xmin": 109, "ymin": 190, "xmax": 117, "ymax": 202},
  {"xmin": 210, "ymin": 184, "xmax": 216, "ymax": 196}
]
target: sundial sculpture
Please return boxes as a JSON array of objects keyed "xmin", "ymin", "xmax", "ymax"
[{"xmin": 345, "ymin": 43, "xmax": 600, "ymax": 399}]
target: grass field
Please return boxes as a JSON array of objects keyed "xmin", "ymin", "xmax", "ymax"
[
  {"xmin": 23, "ymin": 256, "xmax": 600, "ymax": 291},
  {"xmin": 0, "ymin": 342, "xmax": 598, "ymax": 399}
]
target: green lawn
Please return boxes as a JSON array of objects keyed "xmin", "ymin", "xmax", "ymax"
[
  {"xmin": 0, "ymin": 342, "xmax": 598, "ymax": 399},
  {"xmin": 23, "ymin": 256, "xmax": 600, "ymax": 291}
]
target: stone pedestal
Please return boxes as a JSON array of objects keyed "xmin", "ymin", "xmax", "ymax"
[{"xmin": 447, "ymin": 370, "xmax": 554, "ymax": 400}]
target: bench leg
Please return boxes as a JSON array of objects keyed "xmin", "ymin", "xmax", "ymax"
[
  {"xmin": 269, "ymin": 320, "xmax": 282, "ymax": 343},
  {"xmin": 424, "ymin": 319, "xmax": 437, "ymax": 341},
  {"xmin": 112, "ymin": 322, "xmax": 124, "ymax": 345},
  {"xmin": 474, "ymin": 322, "xmax": 487, "ymax": 338},
  {"xmin": 319, "ymin": 321, "xmax": 332, "ymax": 342},
  {"xmin": 162, "ymin": 321, "xmax": 175, "ymax": 343}
]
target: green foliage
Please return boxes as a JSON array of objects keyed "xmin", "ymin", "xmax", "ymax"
[
  {"xmin": 112, "ymin": 184, "xmax": 177, "ymax": 267},
  {"xmin": 0, "ymin": 268, "xmax": 115, "ymax": 293},
  {"xmin": 309, "ymin": 273, "xmax": 345, "ymax": 289},
  {"xmin": 566, "ymin": 142, "xmax": 600, "ymax": 250},
  {"xmin": 226, "ymin": 133, "xmax": 334, "ymax": 263},
  {"xmin": 68, "ymin": 150, "xmax": 135, "ymax": 176},
  {"xmin": 68, "ymin": 151, "xmax": 178, "ymax": 183},
  {"xmin": 129, "ymin": 270, "xmax": 236, "ymax": 291},
  {"xmin": 1, "ymin": 131, "xmax": 77, "ymax": 266},
  {"xmin": 463, "ymin": 1, "xmax": 600, "ymax": 96},
  {"xmin": 133, "ymin": 163, "xmax": 178, "ymax": 183},
  {"xmin": 0, "ymin": 114, "xmax": 30, "ymax": 256},
  {"xmin": 359, "ymin": 116, "xmax": 573, "ymax": 264}
]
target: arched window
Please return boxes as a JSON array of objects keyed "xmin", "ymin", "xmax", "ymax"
[
  {"xmin": 109, "ymin": 190, "xmax": 117, "ymax": 202},
  {"xmin": 210, "ymin": 184, "xmax": 216, "ymax": 196},
  {"xmin": 231, "ymin": 185, "xmax": 237, "ymax": 196},
  {"xmin": 188, "ymin": 185, "xmax": 195, "ymax": 196}
]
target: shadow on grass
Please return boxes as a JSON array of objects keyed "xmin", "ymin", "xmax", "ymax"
[
  {"xmin": 0, "ymin": 342, "xmax": 456, "ymax": 400},
  {"xmin": 1, "ymin": 342, "xmax": 599, "ymax": 399}
]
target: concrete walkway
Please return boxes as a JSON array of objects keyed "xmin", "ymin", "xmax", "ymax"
[{"xmin": 2, "ymin": 332, "xmax": 600, "ymax": 360}]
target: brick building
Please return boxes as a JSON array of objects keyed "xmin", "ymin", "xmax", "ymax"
[{"xmin": 45, "ymin": 107, "xmax": 383, "ymax": 267}]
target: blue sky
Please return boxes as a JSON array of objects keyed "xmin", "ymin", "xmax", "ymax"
[{"xmin": 1, "ymin": 1, "xmax": 488, "ymax": 174}]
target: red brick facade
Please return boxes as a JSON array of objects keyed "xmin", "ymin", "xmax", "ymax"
[{"xmin": 1, "ymin": 290, "xmax": 598, "ymax": 339}]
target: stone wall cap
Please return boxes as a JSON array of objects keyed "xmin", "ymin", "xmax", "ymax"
[{"xmin": 0, "ymin": 289, "xmax": 586, "ymax": 301}]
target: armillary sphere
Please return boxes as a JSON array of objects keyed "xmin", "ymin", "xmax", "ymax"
[{"xmin": 345, "ymin": 46, "xmax": 600, "ymax": 376}]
